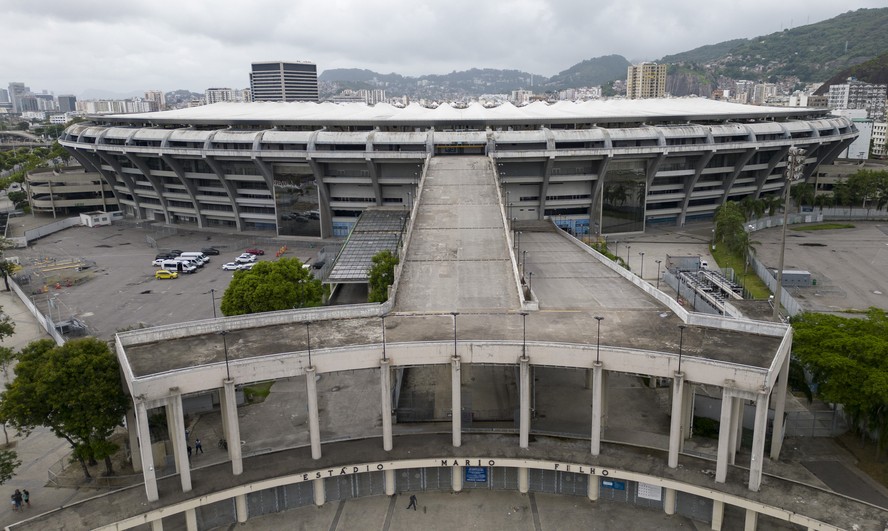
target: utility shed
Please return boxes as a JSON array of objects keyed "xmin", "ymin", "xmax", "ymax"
[{"xmin": 80, "ymin": 211, "xmax": 112, "ymax": 227}]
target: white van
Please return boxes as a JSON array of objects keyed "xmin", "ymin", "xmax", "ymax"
[
  {"xmin": 174, "ymin": 257, "xmax": 202, "ymax": 268},
  {"xmin": 180, "ymin": 252, "xmax": 209, "ymax": 264}
]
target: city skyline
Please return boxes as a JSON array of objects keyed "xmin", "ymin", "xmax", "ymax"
[{"xmin": 1, "ymin": 0, "xmax": 885, "ymax": 96}]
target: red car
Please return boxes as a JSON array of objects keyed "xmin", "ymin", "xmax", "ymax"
[{"xmin": 245, "ymin": 248, "xmax": 265, "ymax": 256}]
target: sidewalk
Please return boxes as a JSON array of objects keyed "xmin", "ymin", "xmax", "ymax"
[{"xmin": 0, "ymin": 289, "xmax": 93, "ymax": 529}]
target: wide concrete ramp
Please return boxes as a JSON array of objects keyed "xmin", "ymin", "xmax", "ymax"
[{"xmin": 395, "ymin": 157, "xmax": 518, "ymax": 313}]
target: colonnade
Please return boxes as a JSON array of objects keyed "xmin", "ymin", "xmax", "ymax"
[{"xmin": 127, "ymin": 343, "xmax": 787, "ymax": 531}]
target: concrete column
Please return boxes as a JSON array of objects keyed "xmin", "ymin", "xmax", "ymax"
[
  {"xmin": 380, "ymin": 359, "xmax": 393, "ymax": 451},
  {"xmin": 451, "ymin": 356, "xmax": 462, "ymax": 448},
  {"xmin": 663, "ymin": 488, "xmax": 676, "ymax": 515},
  {"xmin": 668, "ymin": 372, "xmax": 685, "ymax": 468},
  {"xmin": 221, "ymin": 379, "xmax": 243, "ymax": 475},
  {"xmin": 744, "ymin": 508, "xmax": 758, "ymax": 531},
  {"xmin": 126, "ymin": 408, "xmax": 142, "ymax": 473},
  {"xmin": 587, "ymin": 475, "xmax": 599, "ymax": 501},
  {"xmin": 135, "ymin": 400, "xmax": 158, "ymax": 501},
  {"xmin": 165, "ymin": 392, "xmax": 192, "ymax": 493},
  {"xmin": 306, "ymin": 367, "xmax": 322, "ymax": 459},
  {"xmin": 150, "ymin": 519, "xmax": 163, "ymax": 531},
  {"xmin": 235, "ymin": 494, "xmax": 248, "ymax": 523},
  {"xmin": 518, "ymin": 467, "xmax": 529, "ymax": 493},
  {"xmin": 681, "ymin": 384, "xmax": 695, "ymax": 441},
  {"xmin": 601, "ymin": 370, "xmax": 609, "ymax": 428},
  {"xmin": 748, "ymin": 389, "xmax": 770, "ymax": 492},
  {"xmin": 711, "ymin": 500, "xmax": 724, "ymax": 530},
  {"xmin": 185, "ymin": 508, "xmax": 197, "ymax": 531},
  {"xmin": 385, "ymin": 469, "xmax": 395, "ymax": 496},
  {"xmin": 715, "ymin": 389, "xmax": 734, "ymax": 484},
  {"xmin": 728, "ymin": 398, "xmax": 742, "ymax": 465},
  {"xmin": 313, "ymin": 477, "xmax": 326, "ymax": 507},
  {"xmin": 452, "ymin": 466, "xmax": 464, "ymax": 492},
  {"xmin": 519, "ymin": 356, "xmax": 531, "ymax": 449},
  {"xmin": 770, "ymin": 353, "xmax": 791, "ymax": 460},
  {"xmin": 590, "ymin": 362, "xmax": 604, "ymax": 456}
]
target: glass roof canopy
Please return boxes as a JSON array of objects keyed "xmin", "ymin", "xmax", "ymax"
[{"xmin": 326, "ymin": 209, "xmax": 407, "ymax": 284}]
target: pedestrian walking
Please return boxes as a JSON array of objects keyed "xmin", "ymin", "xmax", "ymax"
[
  {"xmin": 12, "ymin": 490, "xmax": 22, "ymax": 512},
  {"xmin": 406, "ymin": 494, "xmax": 417, "ymax": 511},
  {"xmin": 22, "ymin": 489, "xmax": 29, "ymax": 508},
  {"xmin": 187, "ymin": 445, "xmax": 192, "ymax": 458},
  {"xmin": 195, "ymin": 438, "xmax": 203, "ymax": 454},
  {"xmin": 10, "ymin": 494, "xmax": 17, "ymax": 512}
]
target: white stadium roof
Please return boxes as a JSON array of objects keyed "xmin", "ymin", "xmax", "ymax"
[{"xmin": 103, "ymin": 99, "xmax": 822, "ymax": 125}]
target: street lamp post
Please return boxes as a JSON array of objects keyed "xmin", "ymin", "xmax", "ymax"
[
  {"xmin": 655, "ymin": 260, "xmax": 662, "ymax": 290},
  {"xmin": 594, "ymin": 316, "xmax": 604, "ymax": 363},
  {"xmin": 210, "ymin": 288, "xmax": 217, "ymax": 319},
  {"xmin": 522, "ymin": 250, "xmax": 527, "ymax": 278},
  {"xmin": 381, "ymin": 315, "xmax": 387, "ymax": 361},
  {"xmin": 528, "ymin": 271, "xmax": 533, "ymax": 295},
  {"xmin": 773, "ymin": 146, "xmax": 806, "ymax": 320},
  {"xmin": 677, "ymin": 325, "xmax": 687, "ymax": 374},
  {"xmin": 450, "ymin": 312, "xmax": 459, "ymax": 357},
  {"xmin": 520, "ymin": 312, "xmax": 528, "ymax": 358},
  {"xmin": 626, "ymin": 245, "xmax": 631, "ymax": 266},
  {"xmin": 639, "ymin": 252, "xmax": 645, "ymax": 279},
  {"xmin": 305, "ymin": 322, "xmax": 312, "ymax": 367},
  {"xmin": 219, "ymin": 330, "xmax": 230, "ymax": 380}
]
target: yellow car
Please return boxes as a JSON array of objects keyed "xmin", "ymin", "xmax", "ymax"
[{"xmin": 155, "ymin": 269, "xmax": 179, "ymax": 280}]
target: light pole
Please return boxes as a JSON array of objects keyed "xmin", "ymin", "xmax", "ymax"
[
  {"xmin": 639, "ymin": 251, "xmax": 645, "ymax": 279},
  {"xmin": 305, "ymin": 321, "xmax": 312, "ymax": 367},
  {"xmin": 522, "ymin": 250, "xmax": 527, "ymax": 278},
  {"xmin": 614, "ymin": 240, "xmax": 619, "ymax": 257},
  {"xmin": 655, "ymin": 260, "xmax": 662, "ymax": 290},
  {"xmin": 594, "ymin": 316, "xmax": 604, "ymax": 363},
  {"xmin": 407, "ymin": 191, "xmax": 413, "ymax": 212},
  {"xmin": 451, "ymin": 312, "xmax": 459, "ymax": 357},
  {"xmin": 210, "ymin": 288, "xmax": 217, "ymax": 319},
  {"xmin": 381, "ymin": 315, "xmax": 387, "ymax": 361},
  {"xmin": 773, "ymin": 146, "xmax": 806, "ymax": 320},
  {"xmin": 219, "ymin": 330, "xmax": 230, "ymax": 380},
  {"xmin": 515, "ymin": 230, "xmax": 521, "ymax": 252},
  {"xmin": 520, "ymin": 312, "xmax": 528, "ymax": 358},
  {"xmin": 528, "ymin": 271, "xmax": 533, "ymax": 295},
  {"xmin": 677, "ymin": 325, "xmax": 687, "ymax": 374},
  {"xmin": 626, "ymin": 245, "xmax": 631, "ymax": 266}
]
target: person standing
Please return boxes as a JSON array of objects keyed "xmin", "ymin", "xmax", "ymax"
[
  {"xmin": 195, "ymin": 438, "xmax": 203, "ymax": 454},
  {"xmin": 406, "ymin": 494, "xmax": 417, "ymax": 511},
  {"xmin": 22, "ymin": 489, "xmax": 29, "ymax": 508},
  {"xmin": 12, "ymin": 490, "xmax": 22, "ymax": 512}
]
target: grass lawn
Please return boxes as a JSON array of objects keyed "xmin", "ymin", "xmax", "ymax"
[
  {"xmin": 711, "ymin": 247, "xmax": 771, "ymax": 299},
  {"xmin": 243, "ymin": 381, "xmax": 274, "ymax": 403},
  {"xmin": 791, "ymin": 223, "xmax": 855, "ymax": 232}
]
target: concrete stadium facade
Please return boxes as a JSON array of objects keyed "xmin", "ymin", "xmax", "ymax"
[{"xmin": 58, "ymin": 99, "xmax": 858, "ymax": 238}]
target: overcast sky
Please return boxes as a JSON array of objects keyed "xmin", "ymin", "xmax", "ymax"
[{"xmin": 2, "ymin": 0, "xmax": 885, "ymax": 97}]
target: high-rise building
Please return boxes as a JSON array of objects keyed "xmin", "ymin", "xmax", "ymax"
[
  {"xmin": 871, "ymin": 121, "xmax": 887, "ymax": 158},
  {"xmin": 145, "ymin": 90, "xmax": 166, "ymax": 112},
  {"xmin": 58, "ymin": 95, "xmax": 77, "ymax": 113},
  {"xmin": 8, "ymin": 82, "xmax": 29, "ymax": 113},
  {"xmin": 828, "ymin": 78, "xmax": 888, "ymax": 120},
  {"xmin": 35, "ymin": 93, "xmax": 56, "ymax": 111},
  {"xmin": 205, "ymin": 87, "xmax": 237, "ymax": 104},
  {"xmin": 626, "ymin": 63, "xmax": 667, "ymax": 99},
  {"xmin": 249, "ymin": 61, "xmax": 319, "ymax": 102},
  {"xmin": 0, "ymin": 88, "xmax": 8, "ymax": 103}
]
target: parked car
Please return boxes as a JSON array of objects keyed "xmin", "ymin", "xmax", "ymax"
[
  {"xmin": 312, "ymin": 260, "xmax": 326, "ymax": 270},
  {"xmin": 155, "ymin": 269, "xmax": 178, "ymax": 279},
  {"xmin": 235, "ymin": 253, "xmax": 257, "ymax": 264},
  {"xmin": 201, "ymin": 247, "xmax": 220, "ymax": 256},
  {"xmin": 152, "ymin": 258, "xmax": 167, "ymax": 267},
  {"xmin": 178, "ymin": 264, "xmax": 198, "ymax": 274},
  {"xmin": 155, "ymin": 253, "xmax": 174, "ymax": 260},
  {"xmin": 245, "ymin": 248, "xmax": 265, "ymax": 256},
  {"xmin": 238, "ymin": 262, "xmax": 255, "ymax": 270},
  {"xmin": 168, "ymin": 249, "xmax": 183, "ymax": 257},
  {"xmin": 221, "ymin": 262, "xmax": 241, "ymax": 271}
]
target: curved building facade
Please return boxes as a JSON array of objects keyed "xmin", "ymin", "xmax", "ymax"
[{"xmin": 59, "ymin": 99, "xmax": 857, "ymax": 238}]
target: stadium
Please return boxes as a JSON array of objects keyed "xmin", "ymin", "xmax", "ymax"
[{"xmin": 24, "ymin": 101, "xmax": 884, "ymax": 530}]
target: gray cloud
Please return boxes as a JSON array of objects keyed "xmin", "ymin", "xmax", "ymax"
[{"xmin": 2, "ymin": 0, "xmax": 884, "ymax": 95}]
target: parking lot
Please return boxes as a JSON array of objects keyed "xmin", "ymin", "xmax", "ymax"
[{"xmin": 9, "ymin": 223, "xmax": 333, "ymax": 339}]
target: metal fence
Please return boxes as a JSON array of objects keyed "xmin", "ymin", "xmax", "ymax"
[{"xmin": 784, "ymin": 408, "xmax": 848, "ymax": 438}]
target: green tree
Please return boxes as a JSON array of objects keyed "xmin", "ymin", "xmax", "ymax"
[
  {"xmin": 0, "ymin": 338, "xmax": 130, "ymax": 478},
  {"xmin": 367, "ymin": 250, "xmax": 399, "ymax": 303},
  {"xmin": 221, "ymin": 258, "xmax": 324, "ymax": 315},
  {"xmin": 0, "ymin": 450, "xmax": 20, "ymax": 485},
  {"xmin": 791, "ymin": 309, "xmax": 888, "ymax": 456},
  {"xmin": 713, "ymin": 201, "xmax": 745, "ymax": 254}
]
